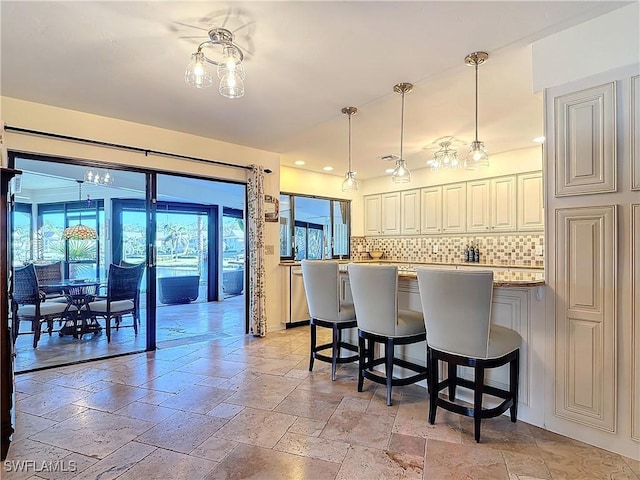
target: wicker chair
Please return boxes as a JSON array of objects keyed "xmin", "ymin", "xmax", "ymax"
[
  {"xmin": 33, "ymin": 261, "xmax": 64, "ymax": 299},
  {"xmin": 83, "ymin": 263, "xmax": 145, "ymax": 342},
  {"xmin": 12, "ymin": 264, "xmax": 74, "ymax": 348}
]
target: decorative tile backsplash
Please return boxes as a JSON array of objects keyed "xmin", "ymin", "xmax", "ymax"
[{"xmin": 350, "ymin": 234, "xmax": 544, "ymax": 267}]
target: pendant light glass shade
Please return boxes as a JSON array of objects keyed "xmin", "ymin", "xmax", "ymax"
[
  {"xmin": 62, "ymin": 224, "xmax": 98, "ymax": 241},
  {"xmin": 391, "ymin": 158, "xmax": 411, "ymax": 183},
  {"xmin": 464, "ymin": 52, "xmax": 490, "ymax": 170},
  {"xmin": 218, "ymin": 46, "xmax": 245, "ymax": 98},
  {"xmin": 62, "ymin": 180, "xmax": 98, "ymax": 241},
  {"xmin": 341, "ymin": 106, "xmax": 359, "ymax": 192},
  {"xmin": 391, "ymin": 83, "xmax": 413, "ymax": 184},
  {"xmin": 185, "ymin": 51, "xmax": 214, "ymax": 89},
  {"xmin": 466, "ymin": 140, "xmax": 489, "ymax": 169}
]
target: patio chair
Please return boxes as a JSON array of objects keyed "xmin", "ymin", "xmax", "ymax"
[
  {"xmin": 33, "ymin": 261, "xmax": 64, "ymax": 300},
  {"xmin": 11, "ymin": 264, "xmax": 74, "ymax": 348},
  {"xmin": 83, "ymin": 262, "xmax": 145, "ymax": 342}
]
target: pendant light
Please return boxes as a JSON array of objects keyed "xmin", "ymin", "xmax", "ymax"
[
  {"xmin": 341, "ymin": 106, "xmax": 358, "ymax": 192},
  {"xmin": 391, "ymin": 82, "xmax": 413, "ymax": 183},
  {"xmin": 62, "ymin": 180, "xmax": 98, "ymax": 240},
  {"xmin": 465, "ymin": 51, "xmax": 490, "ymax": 170}
]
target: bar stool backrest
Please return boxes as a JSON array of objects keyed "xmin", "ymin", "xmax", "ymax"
[
  {"xmin": 347, "ymin": 263, "xmax": 398, "ymax": 337},
  {"xmin": 301, "ymin": 260, "xmax": 342, "ymax": 322},
  {"xmin": 416, "ymin": 268, "xmax": 494, "ymax": 358}
]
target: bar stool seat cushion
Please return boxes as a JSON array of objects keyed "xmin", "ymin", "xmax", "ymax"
[
  {"xmin": 396, "ymin": 309, "xmax": 426, "ymax": 337},
  {"xmin": 487, "ymin": 325, "xmax": 522, "ymax": 359}
]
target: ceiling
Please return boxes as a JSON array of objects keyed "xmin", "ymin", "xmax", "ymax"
[{"xmin": 1, "ymin": 1, "xmax": 630, "ymax": 180}]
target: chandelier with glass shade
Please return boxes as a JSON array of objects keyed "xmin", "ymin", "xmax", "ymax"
[
  {"xmin": 84, "ymin": 169, "xmax": 113, "ymax": 186},
  {"xmin": 341, "ymin": 106, "xmax": 359, "ymax": 192},
  {"xmin": 184, "ymin": 27, "xmax": 246, "ymax": 99},
  {"xmin": 426, "ymin": 138, "xmax": 462, "ymax": 171}
]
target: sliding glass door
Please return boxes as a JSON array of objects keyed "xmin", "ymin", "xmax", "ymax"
[{"xmin": 10, "ymin": 153, "xmax": 247, "ymax": 371}]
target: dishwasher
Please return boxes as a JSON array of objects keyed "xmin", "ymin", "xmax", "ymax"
[{"xmin": 289, "ymin": 266, "xmax": 310, "ymax": 325}]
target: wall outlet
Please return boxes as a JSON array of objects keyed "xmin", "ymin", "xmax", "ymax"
[
  {"xmin": 535, "ymin": 245, "xmax": 544, "ymax": 256},
  {"xmin": 357, "ymin": 245, "xmax": 364, "ymax": 253},
  {"xmin": 265, "ymin": 244, "xmax": 275, "ymax": 255},
  {"xmin": 432, "ymin": 244, "xmax": 438, "ymax": 254}
]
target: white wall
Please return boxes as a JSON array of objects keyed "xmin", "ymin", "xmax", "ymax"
[
  {"xmin": 532, "ymin": 3, "xmax": 640, "ymax": 92},
  {"xmin": 1, "ymin": 97, "xmax": 286, "ymax": 332}
]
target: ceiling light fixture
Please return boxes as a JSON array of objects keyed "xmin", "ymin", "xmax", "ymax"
[
  {"xmin": 323, "ymin": 166, "xmax": 334, "ymax": 171},
  {"xmin": 62, "ymin": 180, "xmax": 98, "ymax": 241},
  {"xmin": 464, "ymin": 51, "xmax": 490, "ymax": 170},
  {"xmin": 184, "ymin": 27, "xmax": 245, "ymax": 99},
  {"xmin": 341, "ymin": 106, "xmax": 359, "ymax": 192},
  {"xmin": 392, "ymin": 82, "xmax": 413, "ymax": 183},
  {"xmin": 84, "ymin": 169, "xmax": 113, "ymax": 186},
  {"xmin": 427, "ymin": 139, "xmax": 461, "ymax": 171}
]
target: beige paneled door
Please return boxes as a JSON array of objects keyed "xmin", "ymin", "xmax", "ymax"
[{"xmin": 545, "ymin": 66, "xmax": 640, "ymax": 459}]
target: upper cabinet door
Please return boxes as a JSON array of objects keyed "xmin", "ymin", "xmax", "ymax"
[
  {"xmin": 518, "ymin": 172, "xmax": 544, "ymax": 231},
  {"xmin": 364, "ymin": 195, "xmax": 382, "ymax": 236},
  {"xmin": 554, "ymin": 82, "xmax": 616, "ymax": 196},
  {"xmin": 420, "ymin": 186, "xmax": 442, "ymax": 234},
  {"xmin": 491, "ymin": 176, "xmax": 517, "ymax": 231},
  {"xmin": 466, "ymin": 180, "xmax": 491, "ymax": 232},
  {"xmin": 401, "ymin": 189, "xmax": 421, "ymax": 235},
  {"xmin": 381, "ymin": 192, "xmax": 401, "ymax": 235},
  {"xmin": 442, "ymin": 182, "xmax": 466, "ymax": 233}
]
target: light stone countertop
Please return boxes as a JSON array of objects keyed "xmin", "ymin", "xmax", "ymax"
[{"xmin": 285, "ymin": 260, "xmax": 545, "ymax": 287}]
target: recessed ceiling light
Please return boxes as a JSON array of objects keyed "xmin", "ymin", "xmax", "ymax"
[
  {"xmin": 323, "ymin": 166, "xmax": 334, "ymax": 171},
  {"xmin": 533, "ymin": 136, "xmax": 545, "ymax": 143},
  {"xmin": 294, "ymin": 160, "xmax": 305, "ymax": 166},
  {"xmin": 385, "ymin": 168, "xmax": 395, "ymax": 174}
]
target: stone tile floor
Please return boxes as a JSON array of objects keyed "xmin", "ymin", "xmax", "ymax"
[
  {"xmin": 14, "ymin": 295, "xmax": 245, "ymax": 372},
  {"xmin": 5, "ymin": 327, "xmax": 639, "ymax": 480}
]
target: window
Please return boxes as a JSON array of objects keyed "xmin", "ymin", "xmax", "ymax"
[
  {"xmin": 279, "ymin": 193, "xmax": 350, "ymax": 260},
  {"xmin": 13, "ymin": 203, "xmax": 32, "ymax": 267},
  {"xmin": 38, "ymin": 199, "xmax": 104, "ymax": 279}
]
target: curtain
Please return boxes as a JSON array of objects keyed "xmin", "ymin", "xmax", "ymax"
[{"xmin": 247, "ymin": 165, "xmax": 267, "ymax": 337}]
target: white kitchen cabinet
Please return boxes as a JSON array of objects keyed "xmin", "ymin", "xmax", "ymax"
[
  {"xmin": 491, "ymin": 176, "xmax": 517, "ymax": 231},
  {"xmin": 466, "ymin": 180, "xmax": 490, "ymax": 232},
  {"xmin": 420, "ymin": 186, "xmax": 442, "ymax": 234},
  {"xmin": 364, "ymin": 195, "xmax": 382, "ymax": 235},
  {"xmin": 381, "ymin": 192, "xmax": 401, "ymax": 235},
  {"xmin": 517, "ymin": 172, "xmax": 544, "ymax": 231},
  {"xmin": 442, "ymin": 182, "xmax": 466, "ymax": 233},
  {"xmin": 401, "ymin": 189, "xmax": 421, "ymax": 235},
  {"xmin": 467, "ymin": 176, "xmax": 516, "ymax": 232},
  {"xmin": 364, "ymin": 192, "xmax": 401, "ymax": 236}
]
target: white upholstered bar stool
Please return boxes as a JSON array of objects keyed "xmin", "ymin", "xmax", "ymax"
[
  {"xmin": 301, "ymin": 260, "xmax": 358, "ymax": 381},
  {"xmin": 416, "ymin": 268, "xmax": 521, "ymax": 442},
  {"xmin": 347, "ymin": 263, "xmax": 428, "ymax": 406}
]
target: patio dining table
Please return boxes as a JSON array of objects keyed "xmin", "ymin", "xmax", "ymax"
[{"xmin": 39, "ymin": 279, "xmax": 104, "ymax": 338}]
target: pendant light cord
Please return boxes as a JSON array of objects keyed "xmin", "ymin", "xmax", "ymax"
[
  {"xmin": 348, "ymin": 112, "xmax": 352, "ymax": 171},
  {"xmin": 78, "ymin": 181, "xmax": 83, "ymax": 224},
  {"xmin": 474, "ymin": 61, "xmax": 479, "ymax": 142},
  {"xmin": 400, "ymin": 90, "xmax": 405, "ymax": 160}
]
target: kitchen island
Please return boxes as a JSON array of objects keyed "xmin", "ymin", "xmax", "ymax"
[{"xmin": 281, "ymin": 260, "xmax": 546, "ymax": 427}]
